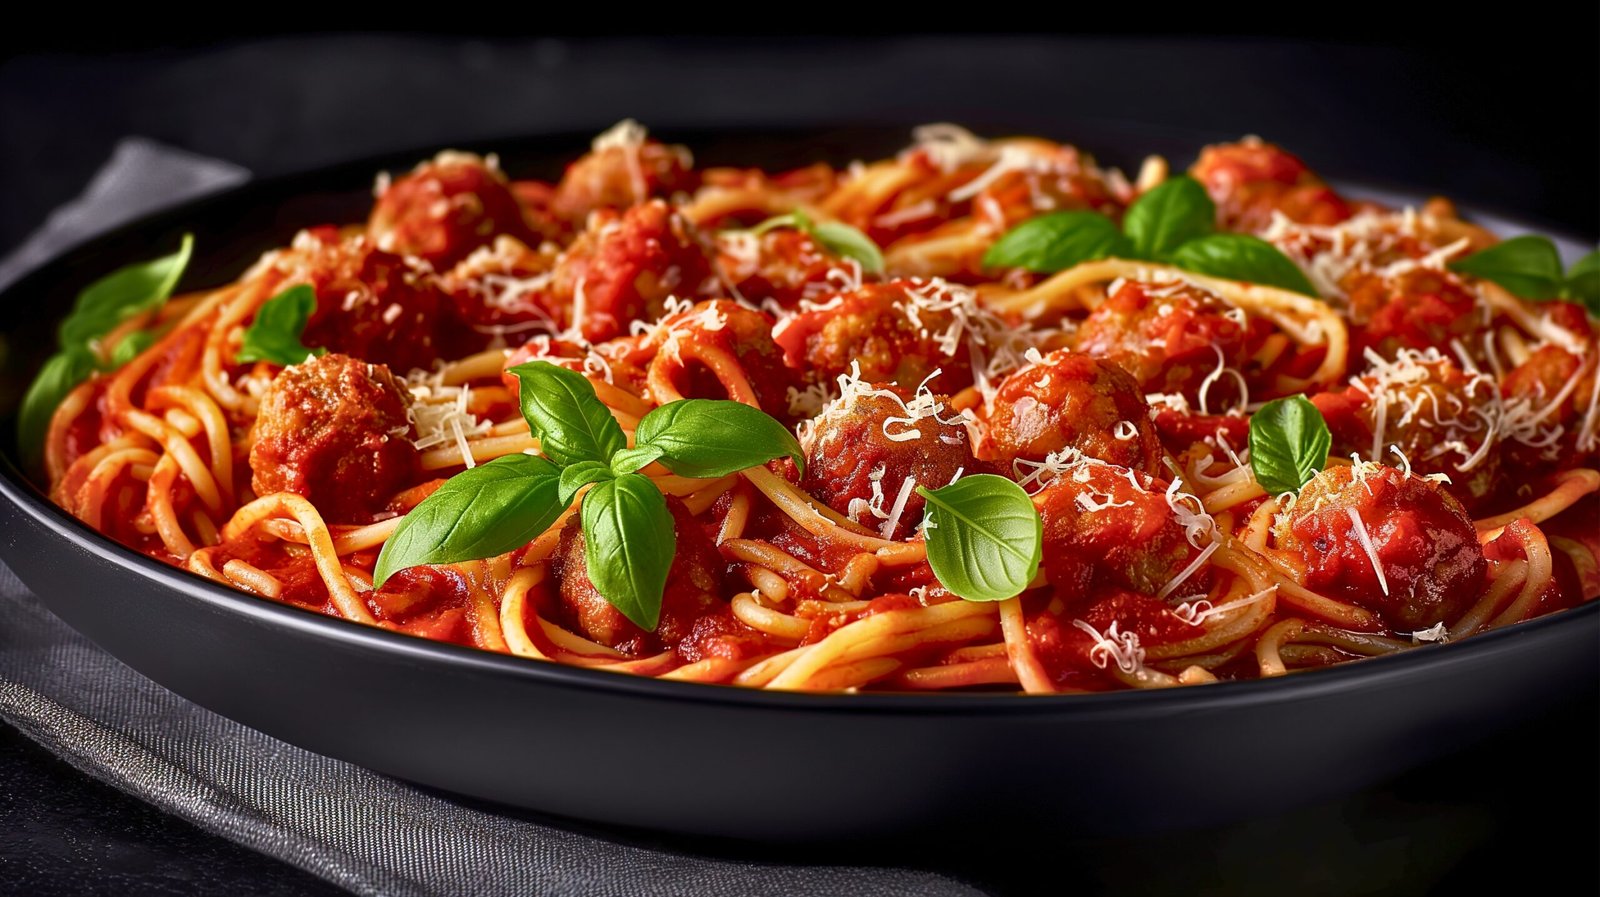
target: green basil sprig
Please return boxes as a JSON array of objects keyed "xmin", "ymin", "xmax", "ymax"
[
  {"xmin": 57, "ymin": 234, "xmax": 194, "ymax": 347},
  {"xmin": 981, "ymin": 211, "xmax": 1130, "ymax": 274},
  {"xmin": 237, "ymin": 284, "xmax": 326, "ymax": 365},
  {"xmin": 1449, "ymin": 237, "xmax": 1600, "ymax": 315},
  {"xmin": 373, "ymin": 454, "xmax": 566, "ymax": 584},
  {"xmin": 1567, "ymin": 252, "xmax": 1600, "ymax": 313},
  {"xmin": 981, "ymin": 175, "xmax": 1318, "ymax": 297},
  {"xmin": 374, "ymin": 360, "xmax": 804, "ymax": 631},
  {"xmin": 511, "ymin": 360, "xmax": 628, "ymax": 466},
  {"xmin": 917, "ymin": 474, "xmax": 1042, "ymax": 602},
  {"xmin": 1169, "ymin": 233, "xmax": 1318, "ymax": 297},
  {"xmin": 16, "ymin": 351, "xmax": 96, "ymax": 471},
  {"xmin": 750, "ymin": 208, "xmax": 885, "ymax": 275},
  {"xmin": 109, "ymin": 330, "xmax": 157, "ymax": 368},
  {"xmin": 18, "ymin": 234, "xmax": 194, "ymax": 469},
  {"xmin": 632, "ymin": 399, "xmax": 804, "ymax": 478},
  {"xmin": 581, "ymin": 474, "xmax": 677, "ymax": 630},
  {"xmin": 1121, "ymin": 175, "xmax": 1215, "ymax": 260},
  {"xmin": 559, "ymin": 460, "xmax": 616, "ymax": 504},
  {"xmin": 1248, "ymin": 395, "xmax": 1332, "ymax": 495}
]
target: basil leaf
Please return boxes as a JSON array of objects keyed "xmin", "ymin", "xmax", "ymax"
[
  {"xmin": 610, "ymin": 444, "xmax": 665, "ymax": 476},
  {"xmin": 1248, "ymin": 395, "xmax": 1331, "ymax": 495},
  {"xmin": 581, "ymin": 473, "xmax": 676, "ymax": 631},
  {"xmin": 20, "ymin": 236, "xmax": 193, "ymax": 469},
  {"xmin": 635, "ymin": 399, "xmax": 804, "ymax": 478},
  {"xmin": 750, "ymin": 211, "xmax": 805, "ymax": 236},
  {"xmin": 810, "ymin": 221, "xmax": 885, "ymax": 275},
  {"xmin": 559, "ymin": 460, "xmax": 614, "ymax": 505},
  {"xmin": 373, "ymin": 454, "xmax": 564, "ymax": 587},
  {"xmin": 59, "ymin": 234, "xmax": 193, "ymax": 348},
  {"xmin": 981, "ymin": 211, "xmax": 1131, "ymax": 273},
  {"xmin": 17, "ymin": 348, "xmax": 96, "ymax": 470},
  {"xmin": 1123, "ymin": 175, "xmax": 1215, "ymax": 260},
  {"xmin": 1560, "ymin": 250, "xmax": 1600, "ymax": 315},
  {"xmin": 1169, "ymin": 233, "xmax": 1318, "ymax": 297},
  {"xmin": 237, "ymin": 284, "xmax": 325, "ymax": 365},
  {"xmin": 749, "ymin": 210, "xmax": 883, "ymax": 274},
  {"xmin": 1448, "ymin": 235, "xmax": 1564, "ymax": 300},
  {"xmin": 916, "ymin": 474, "xmax": 1042, "ymax": 602},
  {"xmin": 508, "ymin": 360, "xmax": 627, "ymax": 467},
  {"xmin": 108, "ymin": 330, "xmax": 157, "ymax": 368}
]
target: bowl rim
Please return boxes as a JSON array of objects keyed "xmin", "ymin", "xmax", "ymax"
[{"xmin": 1, "ymin": 125, "xmax": 1595, "ymax": 716}]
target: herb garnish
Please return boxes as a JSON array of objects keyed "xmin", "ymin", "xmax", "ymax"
[
  {"xmin": 19, "ymin": 234, "xmax": 194, "ymax": 468},
  {"xmin": 982, "ymin": 175, "xmax": 1317, "ymax": 296}
]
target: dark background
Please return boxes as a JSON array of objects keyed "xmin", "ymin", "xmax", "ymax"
[
  {"xmin": 1, "ymin": 22, "xmax": 1596, "ymax": 897},
  {"xmin": 3, "ymin": 23, "xmax": 1599, "ymax": 255}
]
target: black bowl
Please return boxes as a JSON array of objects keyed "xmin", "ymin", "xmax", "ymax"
[{"xmin": 0, "ymin": 127, "xmax": 1594, "ymax": 841}]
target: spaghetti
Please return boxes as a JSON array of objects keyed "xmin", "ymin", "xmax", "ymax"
[{"xmin": 39, "ymin": 123, "xmax": 1600, "ymax": 693}]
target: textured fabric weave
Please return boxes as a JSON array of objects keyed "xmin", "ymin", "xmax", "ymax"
[{"xmin": 0, "ymin": 140, "xmax": 982, "ymax": 897}]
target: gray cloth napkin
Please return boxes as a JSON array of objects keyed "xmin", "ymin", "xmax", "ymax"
[{"xmin": 0, "ymin": 139, "xmax": 983, "ymax": 897}]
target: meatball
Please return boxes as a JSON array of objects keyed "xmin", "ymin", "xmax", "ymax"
[
  {"xmin": 772, "ymin": 279, "xmax": 996, "ymax": 392},
  {"xmin": 1312, "ymin": 348, "xmax": 1502, "ymax": 510},
  {"xmin": 1071, "ymin": 279, "xmax": 1261, "ymax": 409},
  {"xmin": 1033, "ymin": 462, "xmax": 1210, "ymax": 600},
  {"xmin": 553, "ymin": 200, "xmax": 714, "ymax": 343},
  {"xmin": 1501, "ymin": 343, "xmax": 1599, "ymax": 471},
  {"xmin": 799, "ymin": 383, "xmax": 978, "ymax": 540},
  {"xmin": 281, "ymin": 230, "xmax": 448, "ymax": 373},
  {"xmin": 977, "ymin": 349, "xmax": 1163, "ymax": 476},
  {"xmin": 249, "ymin": 354, "xmax": 419, "ymax": 522},
  {"xmin": 1190, "ymin": 139, "xmax": 1351, "ymax": 233},
  {"xmin": 713, "ymin": 228, "xmax": 839, "ymax": 309},
  {"xmin": 441, "ymin": 234, "xmax": 563, "ymax": 338},
  {"xmin": 554, "ymin": 497, "xmax": 722, "ymax": 655},
  {"xmin": 551, "ymin": 126, "xmax": 698, "ymax": 224},
  {"xmin": 1274, "ymin": 464, "xmax": 1486, "ymax": 630},
  {"xmin": 369, "ymin": 151, "xmax": 549, "ymax": 269},
  {"xmin": 1345, "ymin": 268, "xmax": 1484, "ymax": 359},
  {"xmin": 651, "ymin": 299, "xmax": 796, "ymax": 418}
]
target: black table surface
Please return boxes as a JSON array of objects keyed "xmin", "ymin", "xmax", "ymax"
[
  {"xmin": 2, "ymin": 688, "xmax": 1593, "ymax": 896},
  {"xmin": 0, "ymin": 31, "xmax": 1597, "ymax": 896}
]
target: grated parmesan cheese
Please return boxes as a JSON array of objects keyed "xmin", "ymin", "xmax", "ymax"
[
  {"xmin": 590, "ymin": 119, "xmax": 650, "ymax": 204},
  {"xmin": 1075, "ymin": 490, "xmax": 1135, "ymax": 513},
  {"xmin": 846, "ymin": 463, "xmax": 891, "ymax": 523},
  {"xmin": 1352, "ymin": 347, "xmax": 1501, "ymax": 471},
  {"xmin": 1172, "ymin": 586, "xmax": 1276, "ymax": 627},
  {"xmin": 1071, "ymin": 619, "xmax": 1146, "ymax": 675},
  {"xmin": 947, "ymin": 144, "xmax": 1056, "ymax": 203},
  {"xmin": 802, "ymin": 362, "xmax": 968, "ymax": 452},
  {"xmin": 1411, "ymin": 622, "xmax": 1449, "ymax": 644},
  {"xmin": 880, "ymin": 476, "xmax": 918, "ymax": 539},
  {"xmin": 905, "ymin": 123, "xmax": 993, "ymax": 173},
  {"xmin": 1196, "ymin": 344, "xmax": 1249, "ymax": 416},
  {"xmin": 405, "ymin": 366, "xmax": 491, "ymax": 469},
  {"xmin": 592, "ymin": 118, "xmax": 647, "ymax": 152},
  {"xmin": 1344, "ymin": 507, "xmax": 1390, "ymax": 597},
  {"xmin": 1154, "ymin": 477, "xmax": 1221, "ymax": 600},
  {"xmin": 1011, "ymin": 446, "xmax": 1098, "ymax": 494}
]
